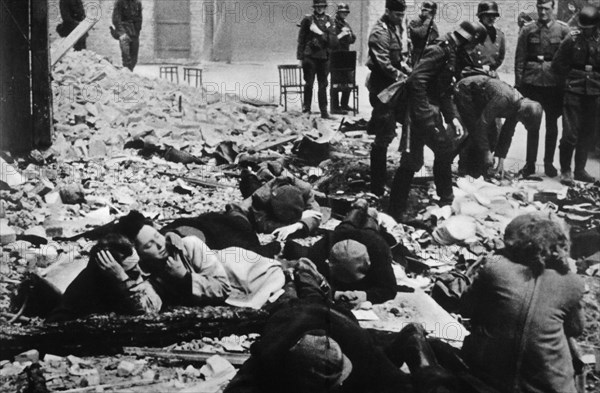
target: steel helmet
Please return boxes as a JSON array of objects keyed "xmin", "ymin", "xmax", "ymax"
[
  {"xmin": 455, "ymin": 20, "xmax": 488, "ymax": 44},
  {"xmin": 337, "ymin": 3, "xmax": 350, "ymax": 12},
  {"xmin": 578, "ymin": 5, "xmax": 600, "ymax": 28},
  {"xmin": 477, "ymin": 1, "xmax": 500, "ymax": 17}
]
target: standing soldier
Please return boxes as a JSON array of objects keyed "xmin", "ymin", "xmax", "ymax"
[
  {"xmin": 388, "ymin": 21, "xmax": 487, "ymax": 220},
  {"xmin": 552, "ymin": 5, "xmax": 600, "ymax": 184},
  {"xmin": 112, "ymin": 0, "xmax": 143, "ymax": 71},
  {"xmin": 330, "ymin": 3, "xmax": 356, "ymax": 114},
  {"xmin": 297, "ymin": 0, "xmax": 337, "ymax": 119},
  {"xmin": 511, "ymin": 0, "xmax": 570, "ymax": 177},
  {"xmin": 408, "ymin": 1, "xmax": 439, "ymax": 65},
  {"xmin": 58, "ymin": 0, "xmax": 86, "ymax": 50},
  {"xmin": 460, "ymin": 1, "xmax": 506, "ymax": 79},
  {"xmin": 366, "ymin": 0, "xmax": 410, "ymax": 196}
]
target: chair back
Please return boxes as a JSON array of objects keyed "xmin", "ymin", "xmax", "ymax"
[
  {"xmin": 278, "ymin": 65, "xmax": 303, "ymax": 88},
  {"xmin": 330, "ymin": 51, "xmax": 356, "ymax": 85}
]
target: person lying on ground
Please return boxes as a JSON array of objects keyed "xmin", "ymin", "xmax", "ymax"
[
  {"xmin": 233, "ymin": 174, "xmax": 322, "ymax": 242},
  {"xmin": 223, "ymin": 301, "xmax": 413, "ymax": 393},
  {"xmin": 283, "ymin": 199, "xmax": 397, "ymax": 306},
  {"xmin": 117, "ymin": 211, "xmax": 231, "ymax": 307},
  {"xmin": 460, "ymin": 212, "xmax": 585, "ymax": 393},
  {"xmin": 47, "ymin": 234, "xmax": 162, "ymax": 322}
]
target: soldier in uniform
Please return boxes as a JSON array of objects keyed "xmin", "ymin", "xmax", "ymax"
[
  {"xmin": 460, "ymin": 1, "xmax": 506, "ymax": 79},
  {"xmin": 408, "ymin": 1, "xmax": 439, "ymax": 65},
  {"xmin": 388, "ymin": 21, "xmax": 487, "ymax": 220},
  {"xmin": 366, "ymin": 0, "xmax": 411, "ymax": 196},
  {"xmin": 455, "ymin": 75, "xmax": 543, "ymax": 177},
  {"xmin": 297, "ymin": 0, "xmax": 338, "ymax": 119},
  {"xmin": 112, "ymin": 0, "xmax": 143, "ymax": 71},
  {"xmin": 58, "ymin": 0, "xmax": 86, "ymax": 50},
  {"xmin": 330, "ymin": 3, "xmax": 357, "ymax": 114},
  {"xmin": 552, "ymin": 5, "xmax": 600, "ymax": 184}
]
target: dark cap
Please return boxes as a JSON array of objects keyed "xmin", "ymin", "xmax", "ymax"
[
  {"xmin": 386, "ymin": 0, "xmax": 406, "ymax": 12},
  {"xmin": 329, "ymin": 239, "xmax": 371, "ymax": 283},
  {"xmin": 313, "ymin": 0, "xmax": 328, "ymax": 7},
  {"xmin": 422, "ymin": 1, "xmax": 437, "ymax": 12},
  {"xmin": 270, "ymin": 184, "xmax": 305, "ymax": 225},
  {"xmin": 285, "ymin": 330, "xmax": 353, "ymax": 392},
  {"xmin": 337, "ymin": 3, "xmax": 350, "ymax": 12}
]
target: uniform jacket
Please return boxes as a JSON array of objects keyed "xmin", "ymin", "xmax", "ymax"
[
  {"xmin": 47, "ymin": 260, "xmax": 162, "ymax": 322},
  {"xmin": 59, "ymin": 0, "xmax": 85, "ymax": 32},
  {"xmin": 515, "ymin": 19, "xmax": 570, "ymax": 87},
  {"xmin": 224, "ymin": 302, "xmax": 413, "ymax": 393},
  {"xmin": 112, "ymin": 0, "xmax": 143, "ymax": 38},
  {"xmin": 297, "ymin": 12, "xmax": 337, "ymax": 60},
  {"xmin": 455, "ymin": 75, "xmax": 523, "ymax": 152},
  {"xmin": 333, "ymin": 14, "xmax": 356, "ymax": 51},
  {"xmin": 461, "ymin": 255, "xmax": 585, "ymax": 393},
  {"xmin": 366, "ymin": 15, "xmax": 406, "ymax": 84},
  {"xmin": 552, "ymin": 28, "xmax": 600, "ymax": 95},
  {"xmin": 408, "ymin": 15, "xmax": 439, "ymax": 63},
  {"xmin": 240, "ymin": 176, "xmax": 321, "ymax": 235},
  {"xmin": 461, "ymin": 26, "xmax": 506, "ymax": 78},
  {"xmin": 408, "ymin": 34, "xmax": 459, "ymax": 130},
  {"xmin": 140, "ymin": 233, "xmax": 231, "ymax": 307}
]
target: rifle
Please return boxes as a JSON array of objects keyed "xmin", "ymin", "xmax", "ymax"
[{"xmin": 402, "ymin": 9, "xmax": 437, "ymax": 153}]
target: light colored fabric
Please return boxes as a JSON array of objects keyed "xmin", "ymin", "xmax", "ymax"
[{"xmin": 217, "ymin": 248, "xmax": 285, "ymax": 309}]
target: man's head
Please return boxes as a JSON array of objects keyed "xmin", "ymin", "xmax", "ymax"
[
  {"xmin": 517, "ymin": 98, "xmax": 543, "ymax": 132},
  {"xmin": 385, "ymin": 0, "xmax": 406, "ymax": 25},
  {"xmin": 454, "ymin": 20, "xmax": 488, "ymax": 49},
  {"xmin": 421, "ymin": 1, "xmax": 437, "ymax": 18},
  {"xmin": 518, "ymin": 12, "xmax": 534, "ymax": 29},
  {"xmin": 477, "ymin": 1, "xmax": 500, "ymax": 27},
  {"xmin": 118, "ymin": 211, "xmax": 167, "ymax": 261},
  {"xmin": 285, "ymin": 330, "xmax": 353, "ymax": 393},
  {"xmin": 313, "ymin": 0, "xmax": 328, "ymax": 15},
  {"xmin": 536, "ymin": 0, "xmax": 554, "ymax": 23},
  {"xmin": 337, "ymin": 3, "xmax": 349, "ymax": 19},
  {"xmin": 329, "ymin": 239, "xmax": 371, "ymax": 283},
  {"xmin": 270, "ymin": 184, "xmax": 305, "ymax": 225},
  {"xmin": 91, "ymin": 234, "xmax": 139, "ymax": 272},
  {"xmin": 578, "ymin": 5, "xmax": 600, "ymax": 37}
]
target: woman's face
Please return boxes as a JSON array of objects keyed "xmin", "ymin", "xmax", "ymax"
[
  {"xmin": 120, "ymin": 249, "xmax": 140, "ymax": 272},
  {"xmin": 135, "ymin": 225, "xmax": 167, "ymax": 261}
]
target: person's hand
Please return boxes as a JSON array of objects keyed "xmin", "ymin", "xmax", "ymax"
[
  {"xmin": 334, "ymin": 290, "xmax": 367, "ymax": 306},
  {"xmin": 272, "ymin": 222, "xmax": 303, "ymax": 241},
  {"xmin": 452, "ymin": 118, "xmax": 465, "ymax": 138},
  {"xmin": 163, "ymin": 256, "xmax": 188, "ymax": 280},
  {"xmin": 301, "ymin": 210, "xmax": 322, "ymax": 221},
  {"xmin": 96, "ymin": 250, "xmax": 129, "ymax": 282}
]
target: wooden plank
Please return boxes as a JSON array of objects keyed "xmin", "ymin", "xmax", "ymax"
[
  {"xmin": 123, "ymin": 347, "xmax": 250, "ymax": 366},
  {"xmin": 30, "ymin": 0, "xmax": 52, "ymax": 149},
  {"xmin": 50, "ymin": 17, "xmax": 99, "ymax": 66},
  {"xmin": 251, "ymin": 135, "xmax": 298, "ymax": 153}
]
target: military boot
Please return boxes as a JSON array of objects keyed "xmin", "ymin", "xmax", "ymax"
[
  {"xmin": 574, "ymin": 147, "xmax": 596, "ymax": 183},
  {"xmin": 370, "ymin": 145, "xmax": 388, "ymax": 196}
]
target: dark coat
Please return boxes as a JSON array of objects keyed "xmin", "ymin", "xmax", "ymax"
[
  {"xmin": 366, "ymin": 15, "xmax": 405, "ymax": 86},
  {"xmin": 224, "ymin": 302, "xmax": 413, "ymax": 393},
  {"xmin": 460, "ymin": 255, "xmax": 585, "ymax": 393},
  {"xmin": 59, "ymin": 0, "xmax": 85, "ymax": 33},
  {"xmin": 333, "ymin": 15, "xmax": 356, "ymax": 51},
  {"xmin": 112, "ymin": 0, "xmax": 143, "ymax": 38},
  {"xmin": 408, "ymin": 15, "xmax": 439, "ymax": 63},
  {"xmin": 297, "ymin": 12, "xmax": 337, "ymax": 60}
]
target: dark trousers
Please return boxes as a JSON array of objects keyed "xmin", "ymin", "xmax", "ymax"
[
  {"xmin": 367, "ymin": 72, "xmax": 398, "ymax": 194},
  {"xmin": 389, "ymin": 110, "xmax": 455, "ymax": 218},
  {"xmin": 560, "ymin": 92, "xmax": 600, "ymax": 172},
  {"xmin": 497, "ymin": 85, "xmax": 563, "ymax": 164},
  {"xmin": 302, "ymin": 57, "xmax": 329, "ymax": 113},
  {"xmin": 74, "ymin": 34, "xmax": 87, "ymax": 51},
  {"xmin": 119, "ymin": 35, "xmax": 140, "ymax": 71},
  {"xmin": 330, "ymin": 89, "xmax": 351, "ymax": 109}
]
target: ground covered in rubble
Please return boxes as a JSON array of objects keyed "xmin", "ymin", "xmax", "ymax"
[{"xmin": 1, "ymin": 50, "xmax": 600, "ymax": 392}]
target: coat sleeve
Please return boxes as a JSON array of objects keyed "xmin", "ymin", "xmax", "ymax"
[
  {"xmin": 474, "ymin": 94, "xmax": 510, "ymax": 152},
  {"xmin": 364, "ymin": 246, "xmax": 397, "ymax": 304},
  {"xmin": 60, "ymin": 0, "xmax": 76, "ymax": 24},
  {"xmin": 408, "ymin": 46, "xmax": 444, "ymax": 130},
  {"xmin": 459, "ymin": 259, "xmax": 491, "ymax": 318},
  {"xmin": 117, "ymin": 278, "xmax": 163, "ymax": 315},
  {"xmin": 564, "ymin": 275, "xmax": 585, "ymax": 338},
  {"xmin": 514, "ymin": 27, "xmax": 529, "ymax": 87},
  {"xmin": 496, "ymin": 32, "xmax": 506, "ymax": 70},
  {"xmin": 112, "ymin": 0, "xmax": 124, "ymax": 35},
  {"xmin": 551, "ymin": 35, "xmax": 574, "ymax": 77},
  {"xmin": 183, "ymin": 236, "xmax": 231, "ymax": 303},
  {"xmin": 297, "ymin": 17, "xmax": 310, "ymax": 60},
  {"xmin": 134, "ymin": 1, "xmax": 143, "ymax": 33},
  {"xmin": 369, "ymin": 27, "xmax": 403, "ymax": 81}
]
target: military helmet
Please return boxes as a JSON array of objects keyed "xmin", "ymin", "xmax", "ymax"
[
  {"xmin": 477, "ymin": 1, "xmax": 500, "ymax": 17},
  {"xmin": 578, "ymin": 5, "xmax": 600, "ymax": 28},
  {"xmin": 313, "ymin": 0, "xmax": 328, "ymax": 7},
  {"xmin": 422, "ymin": 1, "xmax": 437, "ymax": 12},
  {"xmin": 337, "ymin": 3, "xmax": 350, "ymax": 12},
  {"xmin": 455, "ymin": 20, "xmax": 488, "ymax": 44}
]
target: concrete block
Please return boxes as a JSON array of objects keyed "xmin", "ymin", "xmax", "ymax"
[{"xmin": 0, "ymin": 220, "xmax": 17, "ymax": 245}]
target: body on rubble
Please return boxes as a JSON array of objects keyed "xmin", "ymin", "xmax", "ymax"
[
  {"xmin": 231, "ymin": 160, "xmax": 323, "ymax": 242},
  {"xmin": 283, "ymin": 199, "xmax": 397, "ymax": 306},
  {"xmin": 47, "ymin": 234, "xmax": 162, "ymax": 322},
  {"xmin": 459, "ymin": 212, "xmax": 585, "ymax": 393}
]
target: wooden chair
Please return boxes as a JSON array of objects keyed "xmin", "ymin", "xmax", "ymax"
[
  {"xmin": 278, "ymin": 64, "xmax": 304, "ymax": 111},
  {"xmin": 183, "ymin": 67, "xmax": 203, "ymax": 88},
  {"xmin": 159, "ymin": 66, "xmax": 179, "ymax": 84},
  {"xmin": 330, "ymin": 51, "xmax": 359, "ymax": 115}
]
